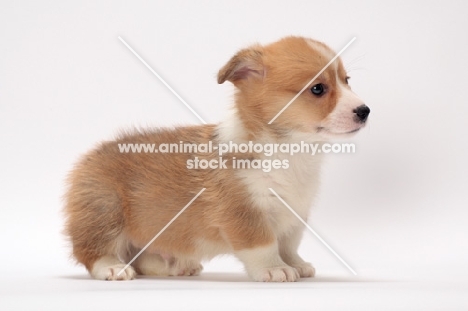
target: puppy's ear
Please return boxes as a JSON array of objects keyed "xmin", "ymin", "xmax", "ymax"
[{"xmin": 217, "ymin": 45, "xmax": 264, "ymax": 84}]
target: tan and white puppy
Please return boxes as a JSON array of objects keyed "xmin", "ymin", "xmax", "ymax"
[{"xmin": 64, "ymin": 36, "xmax": 369, "ymax": 282}]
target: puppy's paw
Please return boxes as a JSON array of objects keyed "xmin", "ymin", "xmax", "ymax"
[
  {"xmin": 291, "ymin": 262, "xmax": 316, "ymax": 278},
  {"xmin": 176, "ymin": 262, "xmax": 203, "ymax": 276},
  {"xmin": 93, "ymin": 264, "xmax": 136, "ymax": 281},
  {"xmin": 252, "ymin": 266, "xmax": 300, "ymax": 282}
]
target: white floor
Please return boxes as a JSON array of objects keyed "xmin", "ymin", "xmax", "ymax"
[
  {"xmin": 2, "ymin": 265, "xmax": 467, "ymax": 311},
  {"xmin": 2, "ymin": 223, "xmax": 467, "ymax": 311}
]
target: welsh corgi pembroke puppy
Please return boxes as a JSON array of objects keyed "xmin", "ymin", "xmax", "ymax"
[{"xmin": 64, "ymin": 36, "xmax": 369, "ymax": 282}]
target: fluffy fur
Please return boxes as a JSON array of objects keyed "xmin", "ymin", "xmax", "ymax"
[{"xmin": 64, "ymin": 36, "xmax": 369, "ymax": 282}]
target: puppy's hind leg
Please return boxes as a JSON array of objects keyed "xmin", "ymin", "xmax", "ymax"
[
  {"xmin": 84, "ymin": 234, "xmax": 136, "ymax": 281},
  {"xmin": 91, "ymin": 255, "xmax": 136, "ymax": 281},
  {"xmin": 64, "ymin": 190, "xmax": 136, "ymax": 281}
]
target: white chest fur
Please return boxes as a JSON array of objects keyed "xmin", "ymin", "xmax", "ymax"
[
  {"xmin": 216, "ymin": 112, "xmax": 323, "ymax": 236},
  {"xmin": 235, "ymin": 148, "xmax": 322, "ymax": 236}
]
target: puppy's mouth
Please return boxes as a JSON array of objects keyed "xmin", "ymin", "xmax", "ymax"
[{"xmin": 316, "ymin": 127, "xmax": 362, "ymax": 136}]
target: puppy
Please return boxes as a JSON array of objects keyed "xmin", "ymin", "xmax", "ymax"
[{"xmin": 64, "ymin": 36, "xmax": 369, "ymax": 282}]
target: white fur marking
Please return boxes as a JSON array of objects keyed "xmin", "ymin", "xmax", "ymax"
[
  {"xmin": 91, "ymin": 256, "xmax": 136, "ymax": 281},
  {"xmin": 218, "ymin": 114, "xmax": 322, "ymax": 237},
  {"xmin": 236, "ymin": 243, "xmax": 299, "ymax": 282}
]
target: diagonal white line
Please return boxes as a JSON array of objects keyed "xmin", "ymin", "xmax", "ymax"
[
  {"xmin": 268, "ymin": 188, "xmax": 357, "ymax": 275},
  {"xmin": 117, "ymin": 188, "xmax": 206, "ymax": 276},
  {"xmin": 268, "ymin": 37, "xmax": 356, "ymax": 124},
  {"xmin": 118, "ymin": 36, "xmax": 207, "ymax": 125}
]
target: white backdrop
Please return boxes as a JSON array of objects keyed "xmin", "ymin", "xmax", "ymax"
[{"xmin": 1, "ymin": 0, "xmax": 468, "ymax": 310}]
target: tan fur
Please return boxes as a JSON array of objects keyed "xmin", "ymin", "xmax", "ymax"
[{"xmin": 64, "ymin": 36, "xmax": 367, "ymax": 281}]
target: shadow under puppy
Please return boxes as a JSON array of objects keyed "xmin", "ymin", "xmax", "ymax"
[{"xmin": 64, "ymin": 36, "xmax": 369, "ymax": 282}]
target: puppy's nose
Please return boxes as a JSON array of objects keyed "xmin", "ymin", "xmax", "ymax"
[{"xmin": 353, "ymin": 105, "xmax": 370, "ymax": 123}]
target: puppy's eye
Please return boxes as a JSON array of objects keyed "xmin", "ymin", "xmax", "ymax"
[
  {"xmin": 345, "ymin": 76, "xmax": 350, "ymax": 84},
  {"xmin": 310, "ymin": 83, "xmax": 325, "ymax": 96}
]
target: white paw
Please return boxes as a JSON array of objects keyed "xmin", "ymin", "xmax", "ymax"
[
  {"xmin": 93, "ymin": 264, "xmax": 136, "ymax": 281},
  {"xmin": 292, "ymin": 262, "xmax": 316, "ymax": 278},
  {"xmin": 169, "ymin": 259, "xmax": 203, "ymax": 276},
  {"xmin": 174, "ymin": 263, "xmax": 203, "ymax": 276},
  {"xmin": 134, "ymin": 253, "xmax": 203, "ymax": 277},
  {"xmin": 251, "ymin": 266, "xmax": 300, "ymax": 282}
]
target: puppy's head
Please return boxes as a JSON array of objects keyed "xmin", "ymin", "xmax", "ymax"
[{"xmin": 218, "ymin": 36, "xmax": 369, "ymax": 139}]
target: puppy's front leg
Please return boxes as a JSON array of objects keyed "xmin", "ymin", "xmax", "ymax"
[
  {"xmin": 235, "ymin": 242, "xmax": 300, "ymax": 282},
  {"xmin": 221, "ymin": 206, "xmax": 299, "ymax": 282},
  {"xmin": 279, "ymin": 227, "xmax": 315, "ymax": 278}
]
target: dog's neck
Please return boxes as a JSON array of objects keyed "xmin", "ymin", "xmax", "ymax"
[{"xmin": 216, "ymin": 107, "xmax": 326, "ymax": 144}]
